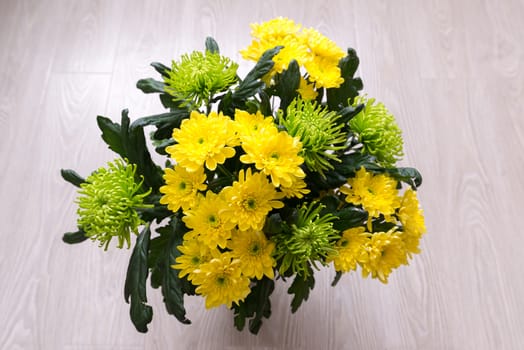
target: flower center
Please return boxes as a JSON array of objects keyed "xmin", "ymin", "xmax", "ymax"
[
  {"xmin": 244, "ymin": 198, "xmax": 257, "ymax": 210},
  {"xmin": 250, "ymin": 242, "xmax": 261, "ymax": 255}
]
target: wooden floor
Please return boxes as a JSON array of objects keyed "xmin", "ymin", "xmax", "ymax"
[{"xmin": 1, "ymin": 0, "xmax": 524, "ymax": 349}]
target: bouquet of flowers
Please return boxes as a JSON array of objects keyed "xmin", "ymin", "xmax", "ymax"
[{"xmin": 61, "ymin": 17, "xmax": 426, "ymax": 334}]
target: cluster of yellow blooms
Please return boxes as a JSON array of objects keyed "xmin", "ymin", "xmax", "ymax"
[
  {"xmin": 329, "ymin": 168, "xmax": 426, "ymax": 283},
  {"xmin": 160, "ymin": 109, "xmax": 307, "ymax": 308},
  {"xmin": 241, "ymin": 17, "xmax": 346, "ymax": 90}
]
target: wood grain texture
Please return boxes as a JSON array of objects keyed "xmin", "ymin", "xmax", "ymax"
[{"xmin": 1, "ymin": 0, "xmax": 524, "ymax": 349}]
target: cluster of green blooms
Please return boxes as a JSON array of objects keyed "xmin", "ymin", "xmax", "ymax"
[{"xmin": 63, "ymin": 17, "xmax": 426, "ymax": 334}]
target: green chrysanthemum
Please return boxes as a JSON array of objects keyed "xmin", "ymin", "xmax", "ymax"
[
  {"xmin": 76, "ymin": 159, "xmax": 152, "ymax": 250},
  {"xmin": 164, "ymin": 50, "xmax": 238, "ymax": 108},
  {"xmin": 349, "ymin": 96, "xmax": 404, "ymax": 167},
  {"xmin": 273, "ymin": 202, "xmax": 339, "ymax": 277},
  {"xmin": 280, "ymin": 98, "xmax": 347, "ymax": 176}
]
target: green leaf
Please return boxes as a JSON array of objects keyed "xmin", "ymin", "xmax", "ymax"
[
  {"xmin": 124, "ymin": 224, "xmax": 153, "ymax": 333},
  {"xmin": 232, "ymin": 46, "xmax": 281, "ymax": 102},
  {"xmin": 385, "ymin": 167, "xmax": 423, "ymax": 189},
  {"xmin": 332, "ymin": 206, "xmax": 368, "ymax": 231},
  {"xmin": 97, "ymin": 115, "xmax": 124, "ymax": 155},
  {"xmin": 60, "ymin": 169, "xmax": 85, "ymax": 187},
  {"xmin": 205, "ymin": 37, "xmax": 220, "ymax": 54},
  {"xmin": 130, "ymin": 110, "xmax": 188, "ymax": 130},
  {"xmin": 62, "ymin": 229, "xmax": 89, "ymax": 244},
  {"xmin": 151, "ymin": 62, "xmax": 170, "ymax": 78},
  {"xmin": 232, "ymin": 277, "xmax": 274, "ymax": 334},
  {"xmin": 326, "ymin": 48, "xmax": 363, "ymax": 109},
  {"xmin": 156, "ymin": 218, "xmax": 191, "ymax": 324},
  {"xmin": 288, "ymin": 265, "xmax": 315, "ymax": 313},
  {"xmin": 120, "ymin": 110, "xmax": 164, "ymax": 191},
  {"xmin": 331, "ymin": 271, "xmax": 343, "ymax": 287},
  {"xmin": 275, "ymin": 59, "xmax": 300, "ymax": 111},
  {"xmin": 136, "ymin": 78, "xmax": 166, "ymax": 94}
]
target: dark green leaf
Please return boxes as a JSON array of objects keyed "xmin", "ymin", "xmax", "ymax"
[
  {"xmin": 120, "ymin": 110, "xmax": 164, "ymax": 191},
  {"xmin": 60, "ymin": 169, "xmax": 85, "ymax": 187},
  {"xmin": 275, "ymin": 60, "xmax": 300, "ymax": 111},
  {"xmin": 385, "ymin": 167, "xmax": 423, "ymax": 189},
  {"xmin": 205, "ymin": 37, "xmax": 220, "ymax": 54},
  {"xmin": 96, "ymin": 115, "xmax": 124, "ymax": 155},
  {"xmin": 331, "ymin": 271, "xmax": 343, "ymax": 287},
  {"xmin": 151, "ymin": 62, "xmax": 171, "ymax": 78},
  {"xmin": 148, "ymin": 217, "xmax": 193, "ymax": 321},
  {"xmin": 159, "ymin": 93, "xmax": 179, "ymax": 109},
  {"xmin": 332, "ymin": 206, "xmax": 368, "ymax": 231},
  {"xmin": 62, "ymin": 229, "xmax": 89, "ymax": 244},
  {"xmin": 248, "ymin": 278, "xmax": 274, "ymax": 334},
  {"xmin": 136, "ymin": 78, "xmax": 166, "ymax": 94},
  {"xmin": 326, "ymin": 48, "xmax": 363, "ymax": 109},
  {"xmin": 130, "ymin": 110, "xmax": 188, "ymax": 129},
  {"xmin": 233, "ymin": 46, "xmax": 281, "ymax": 101},
  {"xmin": 233, "ymin": 277, "xmax": 274, "ymax": 334},
  {"xmin": 288, "ymin": 265, "xmax": 315, "ymax": 313},
  {"xmin": 124, "ymin": 224, "xmax": 153, "ymax": 333}
]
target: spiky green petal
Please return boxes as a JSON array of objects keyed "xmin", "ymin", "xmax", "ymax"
[
  {"xmin": 349, "ymin": 96, "xmax": 404, "ymax": 167},
  {"xmin": 164, "ymin": 51, "xmax": 238, "ymax": 108},
  {"xmin": 272, "ymin": 202, "xmax": 339, "ymax": 277},
  {"xmin": 76, "ymin": 159, "xmax": 152, "ymax": 250},
  {"xmin": 280, "ymin": 98, "xmax": 348, "ymax": 176}
]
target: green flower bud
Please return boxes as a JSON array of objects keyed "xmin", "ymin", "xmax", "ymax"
[
  {"xmin": 349, "ymin": 96, "xmax": 404, "ymax": 167},
  {"xmin": 76, "ymin": 159, "xmax": 152, "ymax": 250}
]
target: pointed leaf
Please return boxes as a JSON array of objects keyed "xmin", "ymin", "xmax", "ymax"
[
  {"xmin": 62, "ymin": 229, "xmax": 89, "ymax": 244},
  {"xmin": 136, "ymin": 78, "xmax": 166, "ymax": 94},
  {"xmin": 96, "ymin": 115, "xmax": 124, "ymax": 155},
  {"xmin": 205, "ymin": 37, "xmax": 220, "ymax": 54},
  {"xmin": 151, "ymin": 62, "xmax": 170, "ymax": 78},
  {"xmin": 288, "ymin": 265, "xmax": 315, "ymax": 313},
  {"xmin": 60, "ymin": 169, "xmax": 85, "ymax": 187},
  {"xmin": 124, "ymin": 224, "xmax": 153, "ymax": 333}
]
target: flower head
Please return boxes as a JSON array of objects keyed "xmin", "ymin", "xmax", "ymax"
[
  {"xmin": 398, "ymin": 189, "xmax": 426, "ymax": 256},
  {"xmin": 280, "ymin": 98, "xmax": 348, "ymax": 176},
  {"xmin": 349, "ymin": 96, "xmax": 404, "ymax": 167},
  {"xmin": 172, "ymin": 237, "xmax": 219, "ymax": 281},
  {"xmin": 359, "ymin": 230, "xmax": 408, "ymax": 284},
  {"xmin": 340, "ymin": 167, "xmax": 400, "ymax": 223},
  {"xmin": 296, "ymin": 77, "xmax": 318, "ymax": 101},
  {"xmin": 233, "ymin": 109, "xmax": 277, "ymax": 142},
  {"xmin": 192, "ymin": 254, "xmax": 251, "ymax": 309},
  {"xmin": 164, "ymin": 50, "xmax": 238, "ymax": 108},
  {"xmin": 240, "ymin": 17, "xmax": 345, "ymax": 88},
  {"xmin": 76, "ymin": 159, "xmax": 151, "ymax": 249},
  {"xmin": 182, "ymin": 191, "xmax": 235, "ymax": 249},
  {"xmin": 327, "ymin": 227, "xmax": 369, "ymax": 272},
  {"xmin": 228, "ymin": 229, "xmax": 276, "ymax": 280},
  {"xmin": 159, "ymin": 165, "xmax": 207, "ymax": 213},
  {"xmin": 166, "ymin": 110, "xmax": 236, "ymax": 172},
  {"xmin": 221, "ymin": 168, "xmax": 284, "ymax": 231},
  {"xmin": 273, "ymin": 202, "xmax": 339, "ymax": 277},
  {"xmin": 240, "ymin": 127, "xmax": 305, "ymax": 188}
]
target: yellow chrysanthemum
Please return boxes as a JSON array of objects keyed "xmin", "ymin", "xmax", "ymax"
[
  {"xmin": 327, "ymin": 227, "xmax": 369, "ymax": 272},
  {"xmin": 159, "ymin": 165, "xmax": 207, "ymax": 212},
  {"xmin": 296, "ymin": 77, "xmax": 318, "ymax": 101},
  {"xmin": 279, "ymin": 175, "xmax": 310, "ymax": 199},
  {"xmin": 359, "ymin": 230, "xmax": 407, "ymax": 284},
  {"xmin": 172, "ymin": 237, "xmax": 219, "ymax": 281},
  {"xmin": 192, "ymin": 254, "xmax": 251, "ymax": 309},
  {"xmin": 340, "ymin": 167, "xmax": 400, "ymax": 221},
  {"xmin": 166, "ymin": 110, "xmax": 236, "ymax": 172},
  {"xmin": 398, "ymin": 189, "xmax": 426, "ymax": 256},
  {"xmin": 240, "ymin": 127, "xmax": 305, "ymax": 188},
  {"xmin": 304, "ymin": 56, "xmax": 344, "ymax": 89},
  {"xmin": 241, "ymin": 17, "xmax": 308, "ymax": 75},
  {"xmin": 301, "ymin": 28, "xmax": 346, "ymax": 62},
  {"xmin": 228, "ymin": 229, "xmax": 276, "ymax": 280},
  {"xmin": 182, "ymin": 191, "xmax": 235, "ymax": 249},
  {"xmin": 233, "ymin": 109, "xmax": 277, "ymax": 142},
  {"xmin": 221, "ymin": 168, "xmax": 284, "ymax": 231}
]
